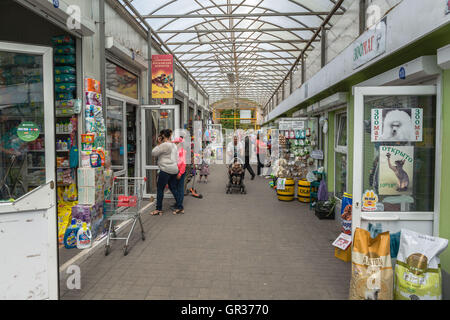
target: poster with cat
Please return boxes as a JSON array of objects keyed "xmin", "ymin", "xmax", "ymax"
[{"xmin": 379, "ymin": 146, "xmax": 414, "ymax": 195}]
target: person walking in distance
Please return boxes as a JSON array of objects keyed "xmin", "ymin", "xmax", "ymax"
[
  {"xmin": 150, "ymin": 129, "xmax": 179, "ymax": 216},
  {"xmin": 244, "ymin": 134, "xmax": 255, "ymax": 180}
]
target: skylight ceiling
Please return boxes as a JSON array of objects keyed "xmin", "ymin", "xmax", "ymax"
[{"xmin": 121, "ymin": 0, "xmax": 350, "ymax": 107}]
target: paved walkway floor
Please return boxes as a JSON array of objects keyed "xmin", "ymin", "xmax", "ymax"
[{"xmin": 60, "ymin": 165, "xmax": 350, "ymax": 300}]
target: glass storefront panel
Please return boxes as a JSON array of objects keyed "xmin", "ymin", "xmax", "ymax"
[
  {"xmin": 106, "ymin": 60, "xmax": 138, "ymax": 100},
  {"xmin": 362, "ymin": 95, "xmax": 436, "ymax": 212},
  {"xmin": 106, "ymin": 97, "xmax": 125, "ymax": 171},
  {"xmin": 0, "ymin": 51, "xmax": 45, "ymax": 201},
  {"xmin": 335, "ymin": 152, "xmax": 347, "ymax": 199}
]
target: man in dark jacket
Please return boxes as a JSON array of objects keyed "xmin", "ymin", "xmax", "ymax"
[{"xmin": 244, "ymin": 135, "xmax": 255, "ymax": 180}]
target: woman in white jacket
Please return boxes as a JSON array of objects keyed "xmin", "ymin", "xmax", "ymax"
[{"xmin": 150, "ymin": 129, "xmax": 179, "ymax": 216}]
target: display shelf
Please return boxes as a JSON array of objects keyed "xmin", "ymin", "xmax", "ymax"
[
  {"xmin": 27, "ymin": 150, "xmax": 45, "ymax": 152},
  {"xmin": 56, "ymin": 114, "xmax": 76, "ymax": 118},
  {"xmin": 57, "ymin": 166, "xmax": 71, "ymax": 169},
  {"xmin": 56, "ymin": 149, "xmax": 70, "ymax": 152},
  {"xmin": 56, "ymin": 132, "xmax": 73, "ymax": 135},
  {"xmin": 28, "ymin": 167, "xmax": 45, "ymax": 169}
]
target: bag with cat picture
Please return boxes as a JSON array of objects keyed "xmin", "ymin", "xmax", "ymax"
[
  {"xmin": 394, "ymin": 229, "xmax": 448, "ymax": 300},
  {"xmin": 349, "ymin": 228, "xmax": 393, "ymax": 300}
]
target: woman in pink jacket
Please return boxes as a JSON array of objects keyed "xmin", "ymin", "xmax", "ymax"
[{"xmin": 170, "ymin": 136, "xmax": 187, "ymax": 214}]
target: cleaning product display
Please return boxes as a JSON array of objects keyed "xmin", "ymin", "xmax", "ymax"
[{"xmin": 76, "ymin": 222, "xmax": 92, "ymax": 249}]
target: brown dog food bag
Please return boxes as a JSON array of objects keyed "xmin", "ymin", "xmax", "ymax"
[{"xmin": 349, "ymin": 228, "xmax": 393, "ymax": 300}]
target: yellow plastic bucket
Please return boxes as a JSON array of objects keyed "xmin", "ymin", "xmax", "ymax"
[
  {"xmin": 298, "ymin": 180, "xmax": 311, "ymax": 203},
  {"xmin": 277, "ymin": 179, "xmax": 295, "ymax": 201}
]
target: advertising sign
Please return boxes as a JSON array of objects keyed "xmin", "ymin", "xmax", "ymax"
[
  {"xmin": 362, "ymin": 190, "xmax": 379, "ymax": 211},
  {"xmin": 240, "ymin": 110, "xmax": 252, "ymax": 124},
  {"xmin": 17, "ymin": 121, "xmax": 40, "ymax": 142},
  {"xmin": 353, "ymin": 18, "xmax": 387, "ymax": 69},
  {"xmin": 151, "ymin": 55, "xmax": 174, "ymax": 99},
  {"xmin": 371, "ymin": 108, "xmax": 423, "ymax": 142},
  {"xmin": 379, "ymin": 146, "xmax": 414, "ymax": 195}
]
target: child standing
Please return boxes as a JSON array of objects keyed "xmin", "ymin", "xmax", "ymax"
[{"xmin": 199, "ymin": 145, "xmax": 211, "ymax": 183}]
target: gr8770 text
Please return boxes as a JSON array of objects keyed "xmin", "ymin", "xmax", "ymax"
[{"xmin": 225, "ymin": 304, "xmax": 269, "ymax": 315}]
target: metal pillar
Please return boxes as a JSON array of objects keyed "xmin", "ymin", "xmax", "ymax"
[
  {"xmin": 321, "ymin": 27, "xmax": 327, "ymax": 68},
  {"xmin": 147, "ymin": 31, "xmax": 152, "ymax": 104},
  {"xmin": 359, "ymin": 0, "xmax": 366, "ymax": 35}
]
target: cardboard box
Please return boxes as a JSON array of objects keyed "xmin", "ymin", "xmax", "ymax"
[
  {"xmin": 78, "ymin": 167, "xmax": 105, "ymax": 187},
  {"xmin": 335, "ymin": 247, "xmax": 352, "ymax": 262}
]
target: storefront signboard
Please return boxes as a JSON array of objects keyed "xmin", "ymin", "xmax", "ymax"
[
  {"xmin": 371, "ymin": 108, "xmax": 423, "ymax": 142},
  {"xmin": 311, "ymin": 150, "xmax": 324, "ymax": 160},
  {"xmin": 379, "ymin": 146, "xmax": 414, "ymax": 195},
  {"xmin": 279, "ymin": 120, "xmax": 305, "ymax": 130},
  {"xmin": 151, "ymin": 55, "xmax": 174, "ymax": 99},
  {"xmin": 240, "ymin": 110, "xmax": 252, "ymax": 124},
  {"xmin": 352, "ymin": 17, "xmax": 387, "ymax": 69}
]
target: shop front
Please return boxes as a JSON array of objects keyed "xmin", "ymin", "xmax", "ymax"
[{"xmin": 350, "ymin": 58, "xmax": 442, "ymax": 238}]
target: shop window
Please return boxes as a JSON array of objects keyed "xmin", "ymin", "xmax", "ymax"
[
  {"xmin": 335, "ymin": 111, "xmax": 347, "ymax": 199},
  {"xmin": 362, "ymin": 95, "xmax": 436, "ymax": 212},
  {"xmin": 0, "ymin": 52, "xmax": 45, "ymax": 201},
  {"xmin": 106, "ymin": 60, "xmax": 138, "ymax": 100}
]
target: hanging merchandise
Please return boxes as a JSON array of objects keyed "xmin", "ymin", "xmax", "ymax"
[
  {"xmin": 394, "ymin": 229, "xmax": 448, "ymax": 300},
  {"xmin": 81, "ymin": 133, "xmax": 95, "ymax": 151}
]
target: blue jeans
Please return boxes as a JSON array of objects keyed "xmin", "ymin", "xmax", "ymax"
[
  {"xmin": 156, "ymin": 170, "xmax": 178, "ymax": 211},
  {"xmin": 168, "ymin": 172, "xmax": 185, "ymax": 210}
]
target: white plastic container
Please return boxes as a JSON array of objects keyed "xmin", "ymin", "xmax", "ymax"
[{"xmin": 76, "ymin": 222, "xmax": 92, "ymax": 249}]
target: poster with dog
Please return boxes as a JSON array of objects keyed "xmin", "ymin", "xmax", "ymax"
[
  {"xmin": 379, "ymin": 146, "xmax": 414, "ymax": 195},
  {"xmin": 371, "ymin": 108, "xmax": 423, "ymax": 142}
]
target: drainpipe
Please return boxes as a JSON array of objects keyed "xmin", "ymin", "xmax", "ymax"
[{"xmin": 147, "ymin": 31, "xmax": 152, "ymax": 104}]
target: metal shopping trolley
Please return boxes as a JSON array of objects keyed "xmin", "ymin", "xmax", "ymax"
[{"xmin": 104, "ymin": 176, "xmax": 146, "ymax": 256}]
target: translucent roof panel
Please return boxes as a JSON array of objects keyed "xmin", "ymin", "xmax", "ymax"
[{"xmin": 125, "ymin": 0, "xmax": 352, "ymax": 106}]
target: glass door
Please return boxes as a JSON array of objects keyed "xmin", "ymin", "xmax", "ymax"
[
  {"xmin": 106, "ymin": 97, "xmax": 127, "ymax": 178},
  {"xmin": 141, "ymin": 105, "xmax": 180, "ymax": 198},
  {"xmin": 353, "ymin": 85, "xmax": 438, "ymax": 237},
  {"xmin": 0, "ymin": 42, "xmax": 57, "ymax": 299}
]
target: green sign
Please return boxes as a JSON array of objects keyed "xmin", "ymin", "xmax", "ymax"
[{"xmin": 17, "ymin": 121, "xmax": 40, "ymax": 142}]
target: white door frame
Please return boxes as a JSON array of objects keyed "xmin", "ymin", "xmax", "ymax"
[
  {"xmin": 0, "ymin": 41, "xmax": 57, "ymax": 299},
  {"xmin": 353, "ymin": 85, "xmax": 439, "ymax": 237},
  {"xmin": 140, "ymin": 105, "xmax": 180, "ymax": 199},
  {"xmin": 105, "ymin": 93, "xmax": 129, "ymax": 178}
]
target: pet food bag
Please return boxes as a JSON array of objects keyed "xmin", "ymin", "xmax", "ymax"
[
  {"xmin": 341, "ymin": 193, "xmax": 352, "ymax": 235},
  {"xmin": 394, "ymin": 229, "xmax": 448, "ymax": 300},
  {"xmin": 349, "ymin": 228, "xmax": 393, "ymax": 300}
]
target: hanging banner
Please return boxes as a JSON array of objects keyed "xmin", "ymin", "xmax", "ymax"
[
  {"xmin": 151, "ymin": 55, "xmax": 174, "ymax": 99},
  {"xmin": 371, "ymin": 108, "xmax": 423, "ymax": 142},
  {"xmin": 379, "ymin": 146, "xmax": 414, "ymax": 195}
]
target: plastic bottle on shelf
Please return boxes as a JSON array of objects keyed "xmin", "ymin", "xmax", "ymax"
[
  {"xmin": 56, "ymin": 123, "xmax": 60, "ymax": 133},
  {"xmin": 64, "ymin": 218, "xmax": 79, "ymax": 249},
  {"xmin": 68, "ymin": 121, "xmax": 73, "ymax": 133},
  {"xmin": 76, "ymin": 222, "xmax": 92, "ymax": 249}
]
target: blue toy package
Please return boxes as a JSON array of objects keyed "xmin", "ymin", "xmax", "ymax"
[
  {"xmin": 54, "ymin": 55, "xmax": 76, "ymax": 65},
  {"xmin": 52, "ymin": 35, "xmax": 74, "ymax": 45},
  {"xmin": 55, "ymin": 82, "xmax": 76, "ymax": 93},
  {"xmin": 56, "ymin": 92, "xmax": 74, "ymax": 100},
  {"xmin": 54, "ymin": 45, "xmax": 76, "ymax": 55},
  {"xmin": 55, "ymin": 66, "xmax": 76, "ymax": 75},
  {"xmin": 55, "ymin": 74, "xmax": 76, "ymax": 83},
  {"xmin": 63, "ymin": 218, "xmax": 80, "ymax": 249}
]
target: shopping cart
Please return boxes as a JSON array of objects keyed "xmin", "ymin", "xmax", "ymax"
[{"xmin": 104, "ymin": 176, "xmax": 146, "ymax": 256}]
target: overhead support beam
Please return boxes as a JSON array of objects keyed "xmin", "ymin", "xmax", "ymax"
[
  {"xmin": 166, "ymin": 39, "xmax": 319, "ymax": 45},
  {"xmin": 175, "ymin": 49, "xmax": 304, "ymax": 55},
  {"xmin": 157, "ymin": 27, "xmax": 330, "ymax": 33},
  {"xmin": 187, "ymin": 63, "xmax": 292, "ymax": 68},
  {"xmin": 182, "ymin": 57, "xmax": 297, "ymax": 62},
  {"xmin": 141, "ymin": 12, "xmax": 344, "ymax": 19},
  {"xmin": 264, "ymin": 0, "xmax": 345, "ymax": 109}
]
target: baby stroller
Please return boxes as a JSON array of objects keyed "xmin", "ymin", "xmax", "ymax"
[{"xmin": 226, "ymin": 157, "xmax": 246, "ymax": 194}]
